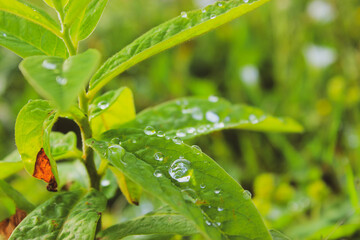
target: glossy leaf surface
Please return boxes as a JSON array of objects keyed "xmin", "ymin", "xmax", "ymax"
[
  {"xmin": 0, "ymin": 2, "xmax": 67, "ymax": 58},
  {"xmin": 0, "ymin": 151, "xmax": 23, "ymax": 179},
  {"xmin": 9, "ymin": 189, "xmax": 106, "ymax": 240},
  {"xmin": 88, "ymin": 0, "xmax": 270, "ymax": 97},
  {"xmin": 50, "ymin": 132, "xmax": 82, "ymax": 160},
  {"xmin": 19, "ymin": 49, "xmax": 100, "ymax": 112},
  {"xmin": 0, "ymin": 180, "xmax": 35, "ymax": 213},
  {"xmin": 89, "ymin": 87, "xmax": 136, "ymax": 137},
  {"xmin": 97, "ymin": 207, "xmax": 198, "ymax": 240},
  {"xmin": 15, "ymin": 100, "xmax": 59, "ymax": 184},
  {"xmin": 87, "ymin": 128, "xmax": 271, "ymax": 240},
  {"xmin": 123, "ymin": 97, "xmax": 303, "ymax": 138}
]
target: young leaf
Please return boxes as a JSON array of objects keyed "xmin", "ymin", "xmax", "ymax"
[
  {"xmin": 0, "ymin": 5, "xmax": 68, "ymax": 58},
  {"xmin": 70, "ymin": 0, "xmax": 108, "ymax": 43},
  {"xmin": 0, "ymin": 180, "xmax": 35, "ymax": 213},
  {"xmin": 50, "ymin": 132, "xmax": 82, "ymax": 160},
  {"xmin": 89, "ymin": 87, "xmax": 136, "ymax": 137},
  {"xmin": 9, "ymin": 189, "xmax": 107, "ymax": 240},
  {"xmin": 122, "ymin": 97, "xmax": 303, "ymax": 138},
  {"xmin": 0, "ymin": 151, "xmax": 23, "ymax": 179},
  {"xmin": 88, "ymin": 0, "xmax": 270, "ymax": 97},
  {"xmin": 15, "ymin": 100, "xmax": 59, "ymax": 191},
  {"xmin": 19, "ymin": 49, "xmax": 100, "ymax": 112},
  {"xmin": 63, "ymin": 0, "xmax": 91, "ymax": 26},
  {"xmin": 109, "ymin": 166, "xmax": 142, "ymax": 206},
  {"xmin": 97, "ymin": 207, "xmax": 198, "ymax": 240},
  {"xmin": 87, "ymin": 128, "xmax": 272, "ymax": 240}
]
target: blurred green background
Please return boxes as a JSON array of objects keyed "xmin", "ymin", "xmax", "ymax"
[{"xmin": 1, "ymin": 0, "xmax": 360, "ymax": 239}]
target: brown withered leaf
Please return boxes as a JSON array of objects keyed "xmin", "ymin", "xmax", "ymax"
[
  {"xmin": 0, "ymin": 209, "xmax": 27, "ymax": 239},
  {"xmin": 33, "ymin": 148, "xmax": 57, "ymax": 192}
]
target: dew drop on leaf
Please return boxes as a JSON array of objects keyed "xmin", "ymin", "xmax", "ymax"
[
  {"xmin": 154, "ymin": 152, "xmax": 164, "ymax": 161},
  {"xmin": 42, "ymin": 60, "xmax": 57, "ymax": 70},
  {"xmin": 101, "ymin": 179, "xmax": 110, "ymax": 187},
  {"xmin": 181, "ymin": 11, "xmax": 188, "ymax": 18},
  {"xmin": 248, "ymin": 114, "xmax": 259, "ymax": 124},
  {"xmin": 202, "ymin": 9, "xmax": 207, "ymax": 13},
  {"xmin": 214, "ymin": 189, "xmax": 221, "ymax": 194},
  {"xmin": 97, "ymin": 101, "xmax": 109, "ymax": 110},
  {"xmin": 217, "ymin": 2, "xmax": 223, "ymax": 7},
  {"xmin": 206, "ymin": 111, "xmax": 220, "ymax": 123},
  {"xmin": 205, "ymin": 220, "xmax": 212, "ymax": 226},
  {"xmin": 200, "ymin": 183, "xmax": 206, "ymax": 189},
  {"xmin": 187, "ymin": 127, "xmax": 196, "ymax": 134},
  {"xmin": 197, "ymin": 126, "xmax": 207, "ymax": 133},
  {"xmin": 208, "ymin": 95, "xmax": 219, "ymax": 102},
  {"xmin": 169, "ymin": 159, "xmax": 191, "ymax": 182},
  {"xmin": 176, "ymin": 130, "xmax": 186, "ymax": 138},
  {"xmin": 191, "ymin": 145, "xmax": 202, "ymax": 154},
  {"xmin": 144, "ymin": 126, "xmax": 156, "ymax": 135},
  {"xmin": 217, "ymin": 207, "xmax": 224, "ymax": 212},
  {"xmin": 153, "ymin": 170, "xmax": 163, "ymax": 177},
  {"xmin": 172, "ymin": 136, "xmax": 183, "ymax": 145},
  {"xmin": 107, "ymin": 145, "xmax": 126, "ymax": 165},
  {"xmin": 244, "ymin": 0, "xmax": 249, "ymax": 3},
  {"xmin": 157, "ymin": 131, "xmax": 165, "ymax": 137},
  {"xmin": 56, "ymin": 76, "xmax": 67, "ymax": 85},
  {"xmin": 243, "ymin": 190, "xmax": 252, "ymax": 200},
  {"xmin": 110, "ymin": 137, "xmax": 120, "ymax": 144},
  {"xmin": 210, "ymin": 14, "xmax": 216, "ymax": 19}
]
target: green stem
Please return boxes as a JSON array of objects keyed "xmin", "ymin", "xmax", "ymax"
[{"xmin": 62, "ymin": 25, "xmax": 77, "ymax": 56}]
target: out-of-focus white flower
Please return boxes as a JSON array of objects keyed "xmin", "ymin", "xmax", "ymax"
[
  {"xmin": 307, "ymin": 0, "xmax": 336, "ymax": 23},
  {"xmin": 304, "ymin": 44, "xmax": 337, "ymax": 69}
]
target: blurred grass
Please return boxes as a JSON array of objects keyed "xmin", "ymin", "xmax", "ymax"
[{"xmin": 1, "ymin": 0, "xmax": 360, "ymax": 239}]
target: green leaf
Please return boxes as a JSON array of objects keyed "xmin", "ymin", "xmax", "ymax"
[
  {"xmin": 122, "ymin": 97, "xmax": 303, "ymax": 137},
  {"xmin": 0, "ymin": 3, "xmax": 68, "ymax": 58},
  {"xmin": 9, "ymin": 189, "xmax": 107, "ymax": 240},
  {"xmin": 0, "ymin": 150, "xmax": 23, "ymax": 179},
  {"xmin": 87, "ymin": 128, "xmax": 272, "ymax": 240},
  {"xmin": 89, "ymin": 87, "xmax": 136, "ymax": 137},
  {"xmin": 50, "ymin": 132, "xmax": 82, "ymax": 160},
  {"xmin": 109, "ymin": 166, "xmax": 142, "ymax": 205},
  {"xmin": 63, "ymin": 0, "xmax": 91, "ymax": 26},
  {"xmin": 0, "ymin": 180, "xmax": 35, "ymax": 213},
  {"xmin": 270, "ymin": 229, "xmax": 291, "ymax": 240},
  {"xmin": 19, "ymin": 49, "xmax": 100, "ymax": 112},
  {"xmin": 72, "ymin": 0, "xmax": 108, "ymax": 42},
  {"xmin": 15, "ymin": 100, "xmax": 59, "ymax": 185},
  {"xmin": 43, "ymin": 0, "xmax": 69, "ymax": 11},
  {"xmin": 88, "ymin": 0, "xmax": 270, "ymax": 97},
  {"xmin": 97, "ymin": 207, "xmax": 198, "ymax": 240}
]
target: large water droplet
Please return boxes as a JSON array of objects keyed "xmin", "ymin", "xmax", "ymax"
[
  {"xmin": 154, "ymin": 152, "xmax": 164, "ymax": 161},
  {"xmin": 181, "ymin": 188, "xmax": 197, "ymax": 203},
  {"xmin": 176, "ymin": 130, "xmax": 186, "ymax": 138},
  {"xmin": 243, "ymin": 190, "xmax": 252, "ymax": 200},
  {"xmin": 172, "ymin": 136, "xmax": 183, "ymax": 145},
  {"xmin": 169, "ymin": 159, "xmax": 191, "ymax": 182},
  {"xmin": 154, "ymin": 170, "xmax": 162, "ymax": 177},
  {"xmin": 192, "ymin": 108, "xmax": 203, "ymax": 120},
  {"xmin": 206, "ymin": 111, "xmax": 220, "ymax": 123},
  {"xmin": 101, "ymin": 179, "xmax": 110, "ymax": 187},
  {"xmin": 111, "ymin": 138, "xmax": 120, "ymax": 144},
  {"xmin": 144, "ymin": 126, "xmax": 156, "ymax": 135},
  {"xmin": 181, "ymin": 11, "xmax": 188, "ymax": 18},
  {"xmin": 56, "ymin": 76, "xmax": 67, "ymax": 85},
  {"xmin": 107, "ymin": 145, "xmax": 126, "ymax": 165},
  {"xmin": 244, "ymin": 0, "xmax": 249, "ymax": 3},
  {"xmin": 42, "ymin": 60, "xmax": 57, "ymax": 70},
  {"xmin": 191, "ymin": 145, "xmax": 202, "ymax": 154},
  {"xmin": 200, "ymin": 184, "xmax": 206, "ymax": 189},
  {"xmin": 157, "ymin": 131, "xmax": 165, "ymax": 137},
  {"xmin": 98, "ymin": 101, "xmax": 109, "ymax": 110},
  {"xmin": 249, "ymin": 114, "xmax": 259, "ymax": 124}
]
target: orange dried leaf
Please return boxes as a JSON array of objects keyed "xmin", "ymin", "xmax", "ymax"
[
  {"xmin": 33, "ymin": 148, "xmax": 57, "ymax": 192},
  {"xmin": 0, "ymin": 209, "xmax": 27, "ymax": 239}
]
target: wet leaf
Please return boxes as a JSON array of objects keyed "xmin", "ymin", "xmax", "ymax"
[
  {"xmin": 0, "ymin": 1, "xmax": 68, "ymax": 58},
  {"xmin": 97, "ymin": 207, "xmax": 198, "ymax": 240},
  {"xmin": 0, "ymin": 180, "xmax": 35, "ymax": 213},
  {"xmin": 50, "ymin": 132, "xmax": 81, "ymax": 160},
  {"xmin": 87, "ymin": 128, "xmax": 272, "ymax": 240},
  {"xmin": 122, "ymin": 97, "xmax": 303, "ymax": 138},
  {"xmin": 88, "ymin": 0, "xmax": 270, "ymax": 97},
  {"xmin": 0, "ymin": 151, "xmax": 23, "ymax": 179},
  {"xmin": 89, "ymin": 87, "xmax": 136, "ymax": 137},
  {"xmin": 0, "ymin": 209, "xmax": 27, "ymax": 240},
  {"xmin": 9, "ymin": 189, "xmax": 107, "ymax": 240},
  {"xmin": 19, "ymin": 49, "xmax": 100, "ymax": 112},
  {"xmin": 15, "ymin": 100, "xmax": 59, "ymax": 189},
  {"xmin": 33, "ymin": 148, "xmax": 57, "ymax": 192}
]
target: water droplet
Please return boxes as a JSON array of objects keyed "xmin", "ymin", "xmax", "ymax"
[
  {"xmin": 42, "ymin": 60, "xmax": 57, "ymax": 70},
  {"xmin": 187, "ymin": 127, "xmax": 196, "ymax": 134},
  {"xmin": 214, "ymin": 189, "xmax": 221, "ymax": 194},
  {"xmin": 224, "ymin": 116, "xmax": 231, "ymax": 122},
  {"xmin": 244, "ymin": 0, "xmax": 249, "ymax": 3},
  {"xmin": 56, "ymin": 76, "xmax": 67, "ymax": 85},
  {"xmin": 197, "ymin": 126, "xmax": 207, "ymax": 133},
  {"xmin": 31, "ymin": 216, "xmax": 39, "ymax": 224},
  {"xmin": 202, "ymin": 9, "xmax": 207, "ymax": 13},
  {"xmin": 191, "ymin": 145, "xmax": 202, "ymax": 154},
  {"xmin": 243, "ymin": 190, "xmax": 252, "ymax": 200},
  {"xmin": 214, "ymin": 122, "xmax": 225, "ymax": 129},
  {"xmin": 169, "ymin": 159, "xmax": 191, "ymax": 182},
  {"xmin": 181, "ymin": 11, "xmax": 188, "ymax": 18},
  {"xmin": 157, "ymin": 131, "xmax": 165, "ymax": 137},
  {"xmin": 165, "ymin": 136, "xmax": 171, "ymax": 140},
  {"xmin": 132, "ymin": 139, "xmax": 137, "ymax": 144},
  {"xmin": 205, "ymin": 220, "xmax": 212, "ymax": 226},
  {"xmin": 2, "ymin": 33, "xmax": 7, "ymax": 37},
  {"xmin": 176, "ymin": 130, "xmax": 186, "ymax": 138},
  {"xmin": 217, "ymin": 207, "xmax": 224, "ymax": 212},
  {"xmin": 181, "ymin": 188, "xmax": 197, "ymax": 203},
  {"xmin": 206, "ymin": 111, "xmax": 220, "ymax": 123},
  {"xmin": 154, "ymin": 152, "xmax": 164, "ymax": 161},
  {"xmin": 144, "ymin": 126, "xmax": 156, "ymax": 135},
  {"xmin": 249, "ymin": 114, "xmax": 259, "ymax": 124},
  {"xmin": 107, "ymin": 145, "xmax": 126, "ymax": 165},
  {"xmin": 217, "ymin": 3, "xmax": 223, "ymax": 7},
  {"xmin": 98, "ymin": 101, "xmax": 109, "ymax": 110},
  {"xmin": 200, "ymin": 184, "xmax": 206, "ymax": 189},
  {"xmin": 154, "ymin": 170, "xmax": 162, "ymax": 177},
  {"xmin": 210, "ymin": 14, "xmax": 216, "ymax": 19},
  {"xmin": 192, "ymin": 108, "xmax": 203, "ymax": 120},
  {"xmin": 101, "ymin": 179, "xmax": 110, "ymax": 187},
  {"xmin": 110, "ymin": 138, "xmax": 120, "ymax": 144},
  {"xmin": 208, "ymin": 95, "xmax": 219, "ymax": 102},
  {"xmin": 172, "ymin": 136, "xmax": 183, "ymax": 145}
]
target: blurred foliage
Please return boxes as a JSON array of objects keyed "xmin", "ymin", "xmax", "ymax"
[{"xmin": 1, "ymin": 0, "xmax": 360, "ymax": 239}]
